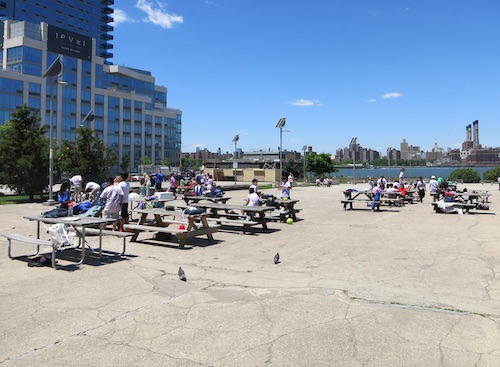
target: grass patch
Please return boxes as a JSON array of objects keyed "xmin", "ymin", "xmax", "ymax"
[{"xmin": 0, "ymin": 194, "xmax": 49, "ymax": 205}]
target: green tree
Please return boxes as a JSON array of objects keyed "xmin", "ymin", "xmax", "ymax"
[
  {"xmin": 306, "ymin": 153, "xmax": 337, "ymax": 177},
  {"xmin": 483, "ymin": 167, "xmax": 500, "ymax": 181},
  {"xmin": 284, "ymin": 159, "xmax": 300, "ymax": 179},
  {"xmin": 120, "ymin": 154, "xmax": 131, "ymax": 172},
  {"xmin": 160, "ymin": 158, "xmax": 170, "ymax": 166},
  {"xmin": 0, "ymin": 105, "xmax": 49, "ymax": 199},
  {"xmin": 448, "ymin": 168, "xmax": 480, "ymax": 183},
  {"xmin": 140, "ymin": 156, "xmax": 152, "ymax": 165},
  {"xmin": 56, "ymin": 126, "xmax": 117, "ymax": 183}
]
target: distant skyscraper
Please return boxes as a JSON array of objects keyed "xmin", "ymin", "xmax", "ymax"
[{"xmin": 0, "ymin": 0, "xmax": 182, "ymax": 169}]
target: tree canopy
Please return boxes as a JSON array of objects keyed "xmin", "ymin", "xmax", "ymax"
[
  {"xmin": 55, "ymin": 126, "xmax": 117, "ymax": 183},
  {"xmin": 448, "ymin": 168, "xmax": 481, "ymax": 183},
  {"xmin": 483, "ymin": 167, "xmax": 500, "ymax": 181},
  {"xmin": 305, "ymin": 153, "xmax": 337, "ymax": 177},
  {"xmin": 0, "ymin": 105, "xmax": 49, "ymax": 199}
]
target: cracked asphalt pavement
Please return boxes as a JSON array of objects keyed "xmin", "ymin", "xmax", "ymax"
[{"xmin": 0, "ymin": 183, "xmax": 499, "ymax": 366}]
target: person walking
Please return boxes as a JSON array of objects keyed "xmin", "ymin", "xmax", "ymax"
[
  {"xmin": 416, "ymin": 176, "xmax": 426, "ymax": 202},
  {"xmin": 117, "ymin": 173, "xmax": 130, "ymax": 231}
]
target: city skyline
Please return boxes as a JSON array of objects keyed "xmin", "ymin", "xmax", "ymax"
[{"xmin": 111, "ymin": 1, "xmax": 500, "ymax": 154}]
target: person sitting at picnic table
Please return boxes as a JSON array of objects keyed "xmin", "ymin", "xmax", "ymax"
[
  {"xmin": 396, "ymin": 184, "xmax": 407, "ymax": 196},
  {"xmin": 377, "ymin": 175, "xmax": 387, "ymax": 190},
  {"xmin": 250, "ymin": 178, "xmax": 263, "ymax": 197},
  {"xmin": 280, "ymin": 177, "xmax": 291, "ymax": 199},
  {"xmin": 194, "ymin": 182, "xmax": 204, "ymax": 196},
  {"xmin": 57, "ymin": 182, "xmax": 71, "ymax": 209}
]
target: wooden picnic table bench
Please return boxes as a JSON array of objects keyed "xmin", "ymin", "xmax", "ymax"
[
  {"xmin": 124, "ymin": 208, "xmax": 218, "ymax": 248},
  {"xmin": 181, "ymin": 202, "xmax": 275, "ymax": 230},
  {"xmin": 183, "ymin": 195, "xmax": 231, "ymax": 205}
]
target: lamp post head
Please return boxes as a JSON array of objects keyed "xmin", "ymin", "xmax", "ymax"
[
  {"xmin": 275, "ymin": 117, "xmax": 286, "ymax": 128},
  {"xmin": 43, "ymin": 57, "xmax": 63, "ymax": 78}
]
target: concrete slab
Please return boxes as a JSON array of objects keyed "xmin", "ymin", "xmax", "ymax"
[{"xmin": 0, "ymin": 183, "xmax": 499, "ymax": 366}]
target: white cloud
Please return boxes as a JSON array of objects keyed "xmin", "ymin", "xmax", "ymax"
[
  {"xmin": 367, "ymin": 98, "xmax": 377, "ymax": 103},
  {"xmin": 112, "ymin": 9, "xmax": 130, "ymax": 26},
  {"xmin": 290, "ymin": 98, "xmax": 322, "ymax": 107},
  {"xmin": 135, "ymin": 0, "xmax": 184, "ymax": 29},
  {"xmin": 381, "ymin": 92, "xmax": 402, "ymax": 99}
]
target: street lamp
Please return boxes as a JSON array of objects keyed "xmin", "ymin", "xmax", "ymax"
[
  {"xmin": 276, "ymin": 117, "xmax": 286, "ymax": 183},
  {"xmin": 302, "ymin": 145, "xmax": 308, "ymax": 184},
  {"xmin": 43, "ymin": 57, "xmax": 64, "ymax": 204},
  {"xmin": 232, "ymin": 134, "xmax": 239, "ymax": 185},
  {"xmin": 387, "ymin": 147, "xmax": 392, "ymax": 181},
  {"xmin": 81, "ymin": 110, "xmax": 95, "ymax": 127}
]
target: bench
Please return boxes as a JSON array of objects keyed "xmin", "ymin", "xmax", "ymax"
[
  {"xmin": 341, "ymin": 199, "xmax": 380, "ymax": 210},
  {"xmin": 83, "ymin": 228, "xmax": 134, "ymax": 256},
  {"xmin": 123, "ymin": 223, "xmax": 219, "ymax": 248},
  {"xmin": 278, "ymin": 208, "xmax": 302, "ymax": 222},
  {"xmin": 431, "ymin": 202, "xmax": 478, "ymax": 213},
  {"xmin": 2, "ymin": 233, "xmax": 58, "ymax": 268},
  {"xmin": 204, "ymin": 217, "xmax": 258, "ymax": 234}
]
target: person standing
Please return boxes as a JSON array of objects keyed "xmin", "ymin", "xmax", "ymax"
[
  {"xmin": 416, "ymin": 176, "xmax": 426, "ymax": 203},
  {"xmin": 168, "ymin": 173, "xmax": 177, "ymax": 198},
  {"xmin": 70, "ymin": 173, "xmax": 83, "ymax": 202},
  {"xmin": 84, "ymin": 181, "xmax": 101, "ymax": 202},
  {"xmin": 429, "ymin": 175, "xmax": 439, "ymax": 200},
  {"xmin": 100, "ymin": 177, "xmax": 123, "ymax": 231},
  {"xmin": 367, "ymin": 176, "xmax": 375, "ymax": 190},
  {"xmin": 117, "ymin": 173, "xmax": 130, "ymax": 231},
  {"xmin": 280, "ymin": 177, "xmax": 291, "ymax": 199},
  {"xmin": 155, "ymin": 169, "xmax": 164, "ymax": 192},
  {"xmin": 497, "ymin": 176, "xmax": 500, "ymax": 190},
  {"xmin": 399, "ymin": 168, "xmax": 405, "ymax": 186},
  {"xmin": 288, "ymin": 172, "xmax": 295, "ymax": 187}
]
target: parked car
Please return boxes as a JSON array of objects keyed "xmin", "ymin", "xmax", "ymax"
[{"xmin": 127, "ymin": 173, "xmax": 141, "ymax": 182}]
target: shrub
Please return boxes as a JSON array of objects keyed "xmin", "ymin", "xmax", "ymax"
[
  {"xmin": 483, "ymin": 167, "xmax": 500, "ymax": 181},
  {"xmin": 448, "ymin": 168, "xmax": 480, "ymax": 183}
]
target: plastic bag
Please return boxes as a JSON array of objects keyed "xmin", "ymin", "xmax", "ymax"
[{"xmin": 46, "ymin": 223, "xmax": 72, "ymax": 247}]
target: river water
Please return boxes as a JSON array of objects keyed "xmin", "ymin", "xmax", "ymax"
[{"xmin": 329, "ymin": 167, "xmax": 497, "ymax": 180}]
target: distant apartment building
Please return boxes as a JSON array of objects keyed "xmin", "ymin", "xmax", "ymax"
[{"xmin": 0, "ymin": 0, "xmax": 182, "ymax": 169}]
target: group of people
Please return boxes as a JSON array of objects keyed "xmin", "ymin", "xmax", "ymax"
[
  {"xmin": 57, "ymin": 172, "xmax": 132, "ymax": 231},
  {"xmin": 138, "ymin": 170, "xmax": 177, "ymax": 197},
  {"xmin": 366, "ymin": 168, "xmax": 461, "ymax": 209}
]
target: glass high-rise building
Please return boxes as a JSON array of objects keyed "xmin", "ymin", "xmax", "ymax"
[{"xmin": 0, "ymin": 0, "xmax": 182, "ymax": 169}]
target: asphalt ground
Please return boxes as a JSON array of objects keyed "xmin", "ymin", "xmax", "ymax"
[{"xmin": 0, "ymin": 183, "xmax": 499, "ymax": 366}]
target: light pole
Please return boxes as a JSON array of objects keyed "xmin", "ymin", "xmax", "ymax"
[
  {"xmin": 81, "ymin": 110, "xmax": 95, "ymax": 127},
  {"xmin": 232, "ymin": 134, "xmax": 239, "ymax": 185},
  {"xmin": 302, "ymin": 145, "xmax": 307, "ymax": 184},
  {"xmin": 387, "ymin": 147, "xmax": 392, "ymax": 182},
  {"xmin": 43, "ymin": 57, "xmax": 64, "ymax": 204},
  {"xmin": 276, "ymin": 117, "xmax": 286, "ymax": 183}
]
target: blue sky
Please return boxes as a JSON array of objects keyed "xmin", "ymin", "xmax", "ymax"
[{"xmin": 111, "ymin": 0, "xmax": 500, "ymax": 156}]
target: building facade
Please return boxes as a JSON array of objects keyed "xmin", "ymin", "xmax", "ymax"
[{"xmin": 0, "ymin": 0, "xmax": 181, "ymax": 170}]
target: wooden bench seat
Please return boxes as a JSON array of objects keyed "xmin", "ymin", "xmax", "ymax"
[
  {"xmin": 204, "ymin": 217, "xmax": 258, "ymax": 234},
  {"xmin": 2, "ymin": 233, "xmax": 58, "ymax": 268},
  {"xmin": 123, "ymin": 223, "xmax": 219, "ymax": 248}
]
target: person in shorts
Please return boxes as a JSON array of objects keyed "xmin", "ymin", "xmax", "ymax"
[{"xmin": 100, "ymin": 177, "xmax": 123, "ymax": 231}]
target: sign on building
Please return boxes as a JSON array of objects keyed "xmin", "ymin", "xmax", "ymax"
[{"xmin": 47, "ymin": 25, "xmax": 92, "ymax": 61}]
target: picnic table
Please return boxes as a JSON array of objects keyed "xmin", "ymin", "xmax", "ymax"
[
  {"xmin": 341, "ymin": 190, "xmax": 403, "ymax": 210},
  {"xmin": 262, "ymin": 198, "xmax": 301, "ymax": 222},
  {"xmin": 13, "ymin": 215, "xmax": 116, "ymax": 269},
  {"xmin": 182, "ymin": 202, "xmax": 275, "ymax": 230},
  {"xmin": 124, "ymin": 208, "xmax": 218, "ymax": 248},
  {"xmin": 183, "ymin": 196, "xmax": 231, "ymax": 205}
]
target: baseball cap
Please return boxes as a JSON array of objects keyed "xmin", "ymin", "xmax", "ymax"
[{"xmin": 431, "ymin": 175, "xmax": 436, "ymax": 179}]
